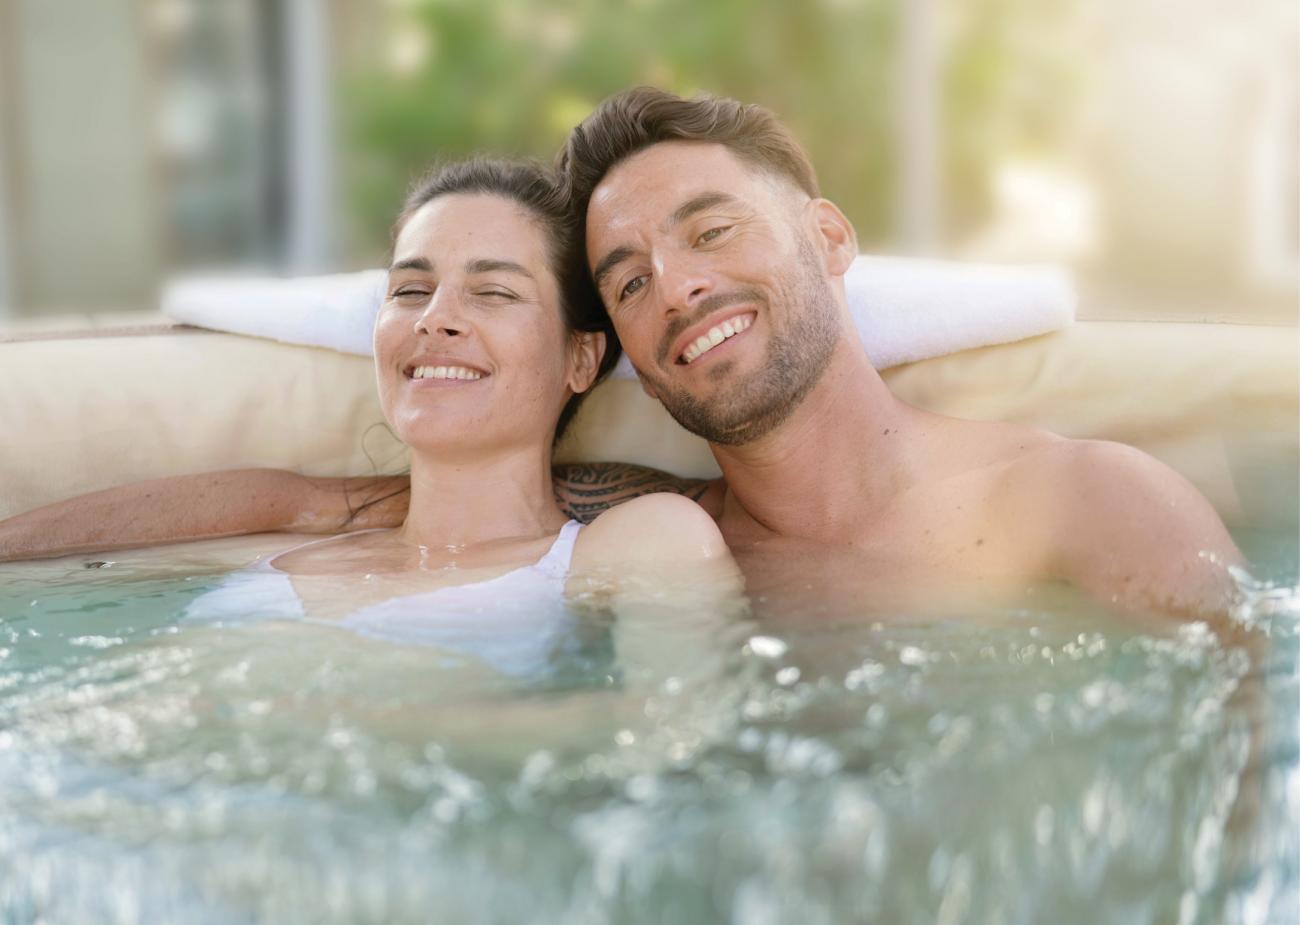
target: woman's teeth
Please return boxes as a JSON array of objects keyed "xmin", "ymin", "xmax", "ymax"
[
  {"xmin": 411, "ymin": 365, "xmax": 482, "ymax": 380},
  {"xmin": 681, "ymin": 314, "xmax": 753, "ymax": 364}
]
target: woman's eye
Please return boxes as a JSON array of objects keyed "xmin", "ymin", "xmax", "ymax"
[
  {"xmin": 619, "ymin": 276, "xmax": 646, "ymax": 301},
  {"xmin": 697, "ymin": 225, "xmax": 731, "ymax": 245}
]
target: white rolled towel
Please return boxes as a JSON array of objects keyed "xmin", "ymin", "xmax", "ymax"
[
  {"xmin": 162, "ymin": 255, "xmax": 1075, "ymax": 375},
  {"xmin": 164, "ymin": 269, "xmax": 389, "ymax": 358}
]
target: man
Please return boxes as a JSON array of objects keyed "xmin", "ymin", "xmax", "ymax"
[
  {"xmin": 552, "ymin": 87, "xmax": 1242, "ymax": 618},
  {"xmin": 0, "ymin": 88, "xmax": 1241, "ymax": 618}
]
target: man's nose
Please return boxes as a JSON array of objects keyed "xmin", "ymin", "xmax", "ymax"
[
  {"xmin": 655, "ymin": 255, "xmax": 713, "ymax": 313},
  {"xmin": 414, "ymin": 287, "xmax": 468, "ymax": 337}
]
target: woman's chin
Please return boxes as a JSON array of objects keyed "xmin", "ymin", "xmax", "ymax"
[{"xmin": 395, "ymin": 421, "xmax": 544, "ymax": 458}]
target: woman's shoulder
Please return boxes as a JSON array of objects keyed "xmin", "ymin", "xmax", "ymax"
[{"xmin": 572, "ymin": 493, "xmax": 728, "ymax": 570}]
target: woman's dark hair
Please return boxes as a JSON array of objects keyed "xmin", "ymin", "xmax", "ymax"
[{"xmin": 393, "ymin": 157, "xmax": 621, "ymax": 442}]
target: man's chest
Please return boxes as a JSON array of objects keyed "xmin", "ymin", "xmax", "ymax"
[{"xmin": 723, "ymin": 490, "xmax": 1057, "ymax": 619}]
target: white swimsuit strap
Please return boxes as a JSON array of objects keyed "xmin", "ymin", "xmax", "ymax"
[
  {"xmin": 254, "ymin": 527, "xmax": 393, "ymax": 574},
  {"xmin": 532, "ymin": 520, "xmax": 583, "ymax": 580}
]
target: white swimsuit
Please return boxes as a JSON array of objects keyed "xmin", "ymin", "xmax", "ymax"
[{"xmin": 183, "ymin": 521, "xmax": 584, "ymax": 677}]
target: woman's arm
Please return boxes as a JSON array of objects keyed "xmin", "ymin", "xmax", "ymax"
[
  {"xmin": 0, "ymin": 462, "xmax": 717, "ymax": 563},
  {"xmin": 0, "ymin": 469, "xmax": 410, "ymax": 562}
]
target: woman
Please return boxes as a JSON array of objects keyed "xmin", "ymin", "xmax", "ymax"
[{"xmin": 20, "ymin": 159, "xmax": 738, "ymax": 675}]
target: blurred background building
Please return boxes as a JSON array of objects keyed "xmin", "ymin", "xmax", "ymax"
[{"xmin": 0, "ymin": 0, "xmax": 1295, "ymax": 323}]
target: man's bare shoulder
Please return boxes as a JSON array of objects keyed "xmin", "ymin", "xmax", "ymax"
[
  {"xmin": 573, "ymin": 493, "xmax": 729, "ymax": 571},
  {"xmin": 989, "ymin": 433, "xmax": 1219, "ymax": 532},
  {"xmin": 1004, "ymin": 436, "xmax": 1196, "ymax": 509},
  {"xmin": 996, "ymin": 435, "xmax": 1243, "ymax": 614}
]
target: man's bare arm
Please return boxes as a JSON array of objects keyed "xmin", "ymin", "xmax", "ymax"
[
  {"xmin": 552, "ymin": 462, "xmax": 724, "ymax": 523},
  {"xmin": 0, "ymin": 470, "xmax": 411, "ymax": 562}
]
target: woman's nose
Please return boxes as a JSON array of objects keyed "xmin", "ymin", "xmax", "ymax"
[{"xmin": 415, "ymin": 288, "xmax": 467, "ymax": 337}]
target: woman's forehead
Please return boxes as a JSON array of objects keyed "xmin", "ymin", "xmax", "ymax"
[{"xmin": 395, "ymin": 193, "xmax": 550, "ymax": 270}]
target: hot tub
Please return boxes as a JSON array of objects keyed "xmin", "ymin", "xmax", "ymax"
[{"xmin": 0, "ymin": 318, "xmax": 1296, "ymax": 923}]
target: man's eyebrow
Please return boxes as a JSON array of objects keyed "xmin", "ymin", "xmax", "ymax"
[
  {"xmin": 591, "ymin": 192, "xmax": 741, "ymax": 291},
  {"xmin": 592, "ymin": 245, "xmax": 636, "ymax": 290},
  {"xmin": 668, "ymin": 191, "xmax": 741, "ymax": 227},
  {"xmin": 389, "ymin": 256, "xmax": 433, "ymax": 273},
  {"xmin": 466, "ymin": 258, "xmax": 534, "ymax": 278}
]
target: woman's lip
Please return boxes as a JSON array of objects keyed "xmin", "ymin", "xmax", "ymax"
[
  {"xmin": 402, "ymin": 360, "xmax": 491, "ymax": 379},
  {"xmin": 404, "ymin": 371, "xmax": 490, "ymax": 384},
  {"xmin": 405, "ymin": 375, "xmax": 486, "ymax": 387}
]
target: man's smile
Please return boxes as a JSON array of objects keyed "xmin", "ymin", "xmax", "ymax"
[
  {"xmin": 670, "ymin": 309, "xmax": 758, "ymax": 366},
  {"xmin": 677, "ymin": 311, "xmax": 756, "ymax": 365}
]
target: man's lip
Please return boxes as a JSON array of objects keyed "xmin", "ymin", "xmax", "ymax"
[{"xmin": 670, "ymin": 309, "xmax": 758, "ymax": 366}]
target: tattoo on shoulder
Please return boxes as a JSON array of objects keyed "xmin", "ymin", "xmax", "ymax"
[{"xmin": 551, "ymin": 463, "xmax": 712, "ymax": 524}]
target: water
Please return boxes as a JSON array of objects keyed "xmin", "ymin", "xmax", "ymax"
[{"xmin": 0, "ymin": 532, "xmax": 1296, "ymax": 924}]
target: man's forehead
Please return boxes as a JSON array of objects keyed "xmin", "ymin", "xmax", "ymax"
[
  {"xmin": 586, "ymin": 141, "xmax": 777, "ymax": 246},
  {"xmin": 593, "ymin": 142, "xmax": 759, "ymax": 206}
]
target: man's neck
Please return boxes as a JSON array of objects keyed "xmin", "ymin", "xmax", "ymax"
[
  {"xmin": 402, "ymin": 444, "xmax": 568, "ymax": 550},
  {"xmin": 710, "ymin": 342, "xmax": 919, "ymax": 544}
]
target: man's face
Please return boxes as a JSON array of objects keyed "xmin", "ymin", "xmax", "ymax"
[{"xmin": 585, "ymin": 142, "xmax": 842, "ymax": 446}]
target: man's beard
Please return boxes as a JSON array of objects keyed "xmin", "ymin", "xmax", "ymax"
[{"xmin": 645, "ymin": 235, "xmax": 842, "ymax": 447}]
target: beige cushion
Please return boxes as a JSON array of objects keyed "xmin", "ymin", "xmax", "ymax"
[{"xmin": 1, "ymin": 321, "xmax": 1295, "ymax": 528}]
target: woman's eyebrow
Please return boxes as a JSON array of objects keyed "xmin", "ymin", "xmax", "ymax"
[
  {"xmin": 466, "ymin": 258, "xmax": 534, "ymax": 278},
  {"xmin": 389, "ymin": 256, "xmax": 433, "ymax": 273}
]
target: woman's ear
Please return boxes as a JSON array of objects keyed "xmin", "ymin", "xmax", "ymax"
[
  {"xmin": 567, "ymin": 330, "xmax": 606, "ymax": 394},
  {"xmin": 806, "ymin": 198, "xmax": 858, "ymax": 277}
]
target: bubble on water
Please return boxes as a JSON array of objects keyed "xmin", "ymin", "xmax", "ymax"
[
  {"xmin": 511, "ymin": 750, "xmax": 555, "ymax": 794},
  {"xmin": 624, "ymin": 774, "xmax": 658, "ymax": 803},
  {"xmin": 845, "ymin": 660, "xmax": 885, "ymax": 691},
  {"xmin": 1035, "ymin": 804, "xmax": 1055, "ymax": 846},
  {"xmin": 1082, "ymin": 781, "xmax": 1107, "ymax": 836},
  {"xmin": 747, "ymin": 635, "xmax": 788, "ymax": 659},
  {"xmin": 67, "ymin": 636, "xmax": 124, "ymax": 650},
  {"xmin": 898, "ymin": 646, "xmax": 927, "ymax": 667}
]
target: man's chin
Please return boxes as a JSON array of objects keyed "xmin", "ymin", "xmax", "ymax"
[{"xmin": 658, "ymin": 387, "xmax": 794, "ymax": 447}]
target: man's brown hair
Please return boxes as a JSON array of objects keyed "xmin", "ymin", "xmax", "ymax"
[{"xmin": 558, "ymin": 87, "xmax": 820, "ymax": 215}]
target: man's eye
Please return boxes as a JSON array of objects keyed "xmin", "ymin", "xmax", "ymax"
[
  {"xmin": 393, "ymin": 287, "xmax": 430, "ymax": 300},
  {"xmin": 619, "ymin": 276, "xmax": 647, "ymax": 301},
  {"xmin": 697, "ymin": 225, "xmax": 731, "ymax": 245},
  {"xmin": 476, "ymin": 289, "xmax": 517, "ymax": 301}
]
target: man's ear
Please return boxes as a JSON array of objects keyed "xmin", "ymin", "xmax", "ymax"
[
  {"xmin": 567, "ymin": 330, "xmax": 606, "ymax": 394},
  {"xmin": 807, "ymin": 199, "xmax": 858, "ymax": 277}
]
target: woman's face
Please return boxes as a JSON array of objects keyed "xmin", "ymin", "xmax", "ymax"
[{"xmin": 374, "ymin": 193, "xmax": 596, "ymax": 456}]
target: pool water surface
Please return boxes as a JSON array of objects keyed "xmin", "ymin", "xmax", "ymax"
[{"xmin": 0, "ymin": 530, "xmax": 1296, "ymax": 924}]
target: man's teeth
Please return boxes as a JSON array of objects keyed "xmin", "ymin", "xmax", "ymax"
[
  {"xmin": 411, "ymin": 365, "xmax": 483, "ymax": 380},
  {"xmin": 681, "ymin": 314, "xmax": 753, "ymax": 364}
]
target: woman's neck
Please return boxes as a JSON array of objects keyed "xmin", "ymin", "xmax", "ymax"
[{"xmin": 399, "ymin": 444, "xmax": 568, "ymax": 550}]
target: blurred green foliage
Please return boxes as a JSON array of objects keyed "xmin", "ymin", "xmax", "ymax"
[{"xmin": 341, "ymin": 0, "xmax": 1079, "ymax": 256}]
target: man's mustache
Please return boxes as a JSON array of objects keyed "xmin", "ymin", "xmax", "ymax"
[{"xmin": 655, "ymin": 288, "xmax": 766, "ymax": 366}]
